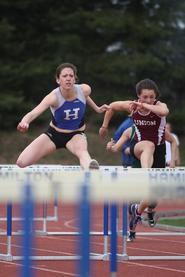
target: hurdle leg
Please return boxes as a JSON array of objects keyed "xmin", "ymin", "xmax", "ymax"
[
  {"xmin": 21, "ymin": 182, "xmax": 34, "ymax": 277},
  {"xmin": 42, "ymin": 201, "xmax": 47, "ymax": 233},
  {"xmin": 110, "ymin": 203, "xmax": 117, "ymax": 277},
  {"xmin": 7, "ymin": 203, "xmax": 12, "ymax": 257},
  {"xmin": 53, "ymin": 194, "xmax": 58, "ymax": 221},
  {"xmin": 121, "ymin": 203, "xmax": 129, "ymax": 260},
  {"xmin": 103, "ymin": 203, "xmax": 109, "ymax": 260},
  {"xmin": 0, "ymin": 202, "xmax": 13, "ymax": 261},
  {"xmin": 78, "ymin": 177, "xmax": 91, "ymax": 277}
]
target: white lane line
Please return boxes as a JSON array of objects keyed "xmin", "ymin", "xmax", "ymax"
[
  {"xmin": 0, "ymin": 236, "xmax": 184, "ymax": 275},
  {"xmin": 121, "ymin": 260, "xmax": 185, "ymax": 274},
  {"xmin": 64, "ymin": 218, "xmax": 78, "ymax": 230},
  {"xmin": 0, "ymin": 260, "xmax": 78, "ymax": 276},
  {"xmin": 0, "ymin": 242, "xmax": 76, "ymax": 255},
  {"xmin": 139, "ymin": 236, "xmax": 185, "ymax": 244},
  {"xmin": 64, "ymin": 217, "xmax": 103, "ymax": 231},
  {"xmin": 127, "ymin": 245, "xmax": 185, "ymax": 256},
  {"xmin": 36, "ymin": 236, "xmax": 185, "ymax": 256},
  {"xmin": 46, "ymin": 236, "xmax": 185, "ymax": 256}
]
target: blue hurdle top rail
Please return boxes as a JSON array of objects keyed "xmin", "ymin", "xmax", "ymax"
[{"xmin": 0, "ymin": 165, "xmax": 185, "ymax": 203}]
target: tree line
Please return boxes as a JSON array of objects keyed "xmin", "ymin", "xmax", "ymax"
[{"xmin": 0, "ymin": 0, "xmax": 185, "ymax": 133}]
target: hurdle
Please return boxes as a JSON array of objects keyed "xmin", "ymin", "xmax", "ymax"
[
  {"xmin": 0, "ymin": 163, "xmax": 122, "ymax": 236},
  {"xmin": 0, "ymin": 165, "xmax": 121, "ymax": 261},
  {"xmin": 1, "ymin": 164, "xmax": 184, "ymax": 239},
  {"xmin": 0, "ymin": 164, "xmax": 122, "ymax": 243},
  {"xmin": 0, "ymin": 165, "xmax": 60, "ymax": 235},
  {"xmin": 0, "ymin": 165, "xmax": 120, "ymax": 262},
  {"xmin": 0, "ymin": 167, "xmax": 185, "ymax": 269}
]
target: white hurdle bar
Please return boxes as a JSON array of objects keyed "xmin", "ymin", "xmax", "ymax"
[
  {"xmin": 0, "ymin": 164, "xmax": 121, "ymax": 237},
  {"xmin": 0, "ymin": 166, "xmax": 184, "ymax": 263},
  {"xmin": 0, "ymin": 165, "xmax": 185, "ymax": 203}
]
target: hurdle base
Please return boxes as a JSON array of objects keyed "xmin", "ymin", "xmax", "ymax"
[
  {"xmin": 117, "ymin": 254, "xmax": 129, "ymax": 261},
  {"xmin": 0, "ymin": 254, "xmax": 13, "ymax": 261},
  {"xmin": 102, "ymin": 253, "xmax": 109, "ymax": 261}
]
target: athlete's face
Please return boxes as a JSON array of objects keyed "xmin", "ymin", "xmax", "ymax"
[
  {"xmin": 56, "ymin": 67, "xmax": 76, "ymax": 89},
  {"xmin": 138, "ymin": 89, "xmax": 156, "ymax": 104}
]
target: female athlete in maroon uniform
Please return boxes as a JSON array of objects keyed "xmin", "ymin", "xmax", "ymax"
[{"xmin": 99, "ymin": 79, "xmax": 169, "ymax": 240}]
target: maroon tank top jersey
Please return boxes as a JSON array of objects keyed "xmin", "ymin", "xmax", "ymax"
[{"xmin": 132, "ymin": 102, "xmax": 166, "ymax": 145}]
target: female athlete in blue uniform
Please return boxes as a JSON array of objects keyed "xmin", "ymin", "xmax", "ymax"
[{"xmin": 17, "ymin": 63, "xmax": 109, "ymax": 169}]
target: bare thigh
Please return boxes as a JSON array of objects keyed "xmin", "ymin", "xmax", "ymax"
[
  {"xmin": 66, "ymin": 133, "xmax": 88, "ymax": 155},
  {"xmin": 16, "ymin": 134, "xmax": 56, "ymax": 167},
  {"xmin": 134, "ymin": 140, "xmax": 155, "ymax": 159}
]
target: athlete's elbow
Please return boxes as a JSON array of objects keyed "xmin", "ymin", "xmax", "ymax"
[
  {"xmin": 108, "ymin": 104, "xmax": 117, "ymax": 115},
  {"xmin": 159, "ymin": 108, "xmax": 169, "ymax": 117},
  {"xmin": 164, "ymin": 107, "xmax": 169, "ymax": 116}
]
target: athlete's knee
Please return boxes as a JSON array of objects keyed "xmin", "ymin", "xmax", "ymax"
[
  {"xmin": 16, "ymin": 158, "xmax": 27, "ymax": 168},
  {"xmin": 145, "ymin": 141, "xmax": 155, "ymax": 150}
]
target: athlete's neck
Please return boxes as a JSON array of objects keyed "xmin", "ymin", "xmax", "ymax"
[{"xmin": 60, "ymin": 86, "xmax": 76, "ymax": 101}]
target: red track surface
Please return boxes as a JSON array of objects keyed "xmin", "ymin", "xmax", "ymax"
[{"xmin": 0, "ymin": 201, "xmax": 184, "ymax": 277}]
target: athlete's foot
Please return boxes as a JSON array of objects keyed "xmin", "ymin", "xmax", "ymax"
[
  {"xmin": 89, "ymin": 159, "xmax": 99, "ymax": 170},
  {"xmin": 127, "ymin": 230, "xmax": 136, "ymax": 242},
  {"xmin": 129, "ymin": 203, "xmax": 142, "ymax": 231},
  {"xmin": 147, "ymin": 209, "xmax": 156, "ymax": 227}
]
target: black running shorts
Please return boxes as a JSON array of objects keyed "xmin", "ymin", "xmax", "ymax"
[
  {"xmin": 130, "ymin": 141, "xmax": 166, "ymax": 168},
  {"xmin": 44, "ymin": 126, "xmax": 86, "ymax": 149}
]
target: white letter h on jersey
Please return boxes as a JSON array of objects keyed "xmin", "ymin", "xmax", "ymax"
[{"xmin": 64, "ymin": 108, "xmax": 80, "ymax": 120}]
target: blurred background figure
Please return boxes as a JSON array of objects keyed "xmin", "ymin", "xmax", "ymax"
[
  {"xmin": 165, "ymin": 122, "xmax": 181, "ymax": 166},
  {"xmin": 113, "ymin": 116, "xmax": 135, "ymax": 167}
]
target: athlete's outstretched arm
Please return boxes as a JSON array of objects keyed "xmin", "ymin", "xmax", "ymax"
[
  {"xmin": 132, "ymin": 101, "xmax": 169, "ymax": 117},
  {"xmin": 81, "ymin": 83, "xmax": 109, "ymax": 113},
  {"xmin": 86, "ymin": 96, "xmax": 110, "ymax": 113},
  {"xmin": 99, "ymin": 101, "xmax": 132, "ymax": 138},
  {"xmin": 17, "ymin": 92, "xmax": 56, "ymax": 133}
]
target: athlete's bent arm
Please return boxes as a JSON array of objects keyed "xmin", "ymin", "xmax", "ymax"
[
  {"xmin": 17, "ymin": 92, "xmax": 56, "ymax": 133},
  {"xmin": 135, "ymin": 101, "xmax": 169, "ymax": 117},
  {"xmin": 99, "ymin": 101, "xmax": 132, "ymax": 138},
  {"xmin": 86, "ymin": 96, "xmax": 110, "ymax": 113},
  {"xmin": 112, "ymin": 127, "xmax": 132, "ymax": 152}
]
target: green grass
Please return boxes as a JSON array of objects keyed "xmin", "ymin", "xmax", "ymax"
[
  {"xmin": 158, "ymin": 218, "xmax": 185, "ymax": 227},
  {"xmin": 0, "ymin": 125, "xmax": 122, "ymax": 166},
  {"xmin": 0, "ymin": 124, "xmax": 185, "ymax": 166}
]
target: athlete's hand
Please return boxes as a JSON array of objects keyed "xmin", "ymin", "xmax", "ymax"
[
  {"xmin": 106, "ymin": 139, "xmax": 119, "ymax": 152},
  {"xmin": 17, "ymin": 121, "xmax": 29, "ymax": 133},
  {"xmin": 99, "ymin": 126, "xmax": 108, "ymax": 138},
  {"xmin": 129, "ymin": 101, "xmax": 144, "ymax": 114},
  {"xmin": 97, "ymin": 104, "xmax": 110, "ymax": 113},
  {"xmin": 106, "ymin": 139, "xmax": 115, "ymax": 151}
]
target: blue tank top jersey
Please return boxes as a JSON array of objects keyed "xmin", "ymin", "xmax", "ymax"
[{"xmin": 50, "ymin": 85, "xmax": 86, "ymax": 130}]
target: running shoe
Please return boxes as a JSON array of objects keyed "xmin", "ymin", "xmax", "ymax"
[
  {"xmin": 129, "ymin": 204, "xmax": 142, "ymax": 231},
  {"xmin": 89, "ymin": 159, "xmax": 99, "ymax": 170},
  {"xmin": 127, "ymin": 230, "xmax": 136, "ymax": 242},
  {"xmin": 147, "ymin": 209, "xmax": 156, "ymax": 227}
]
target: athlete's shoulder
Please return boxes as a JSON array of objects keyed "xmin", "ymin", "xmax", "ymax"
[
  {"xmin": 46, "ymin": 89, "xmax": 59, "ymax": 107},
  {"xmin": 79, "ymin": 83, "xmax": 91, "ymax": 97}
]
